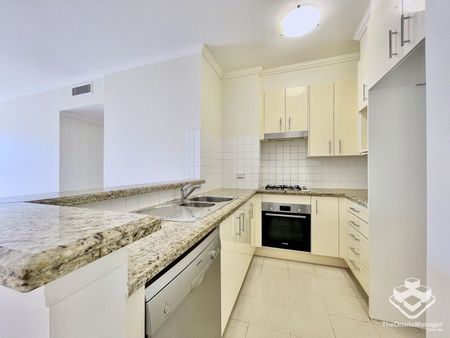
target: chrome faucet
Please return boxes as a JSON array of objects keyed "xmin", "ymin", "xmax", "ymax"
[{"xmin": 181, "ymin": 183, "xmax": 201, "ymax": 200}]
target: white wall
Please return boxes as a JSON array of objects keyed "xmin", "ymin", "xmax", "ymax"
[
  {"xmin": 103, "ymin": 54, "xmax": 202, "ymax": 187},
  {"xmin": 0, "ymin": 79, "xmax": 104, "ymax": 197},
  {"xmin": 59, "ymin": 114, "xmax": 104, "ymax": 191},
  {"xmin": 426, "ymin": 0, "xmax": 450, "ymax": 333}
]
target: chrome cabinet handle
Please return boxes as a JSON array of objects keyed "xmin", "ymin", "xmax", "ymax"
[
  {"xmin": 389, "ymin": 30, "xmax": 398, "ymax": 58},
  {"xmin": 249, "ymin": 203, "xmax": 254, "ymax": 219},
  {"xmin": 328, "ymin": 140, "xmax": 332, "ymax": 154},
  {"xmin": 235, "ymin": 215, "xmax": 241, "ymax": 236},
  {"xmin": 349, "ymin": 259, "xmax": 360, "ymax": 271},
  {"xmin": 401, "ymin": 14, "xmax": 411, "ymax": 46},
  {"xmin": 279, "ymin": 118, "xmax": 282, "ymax": 131},
  {"xmin": 350, "ymin": 247, "xmax": 360, "ymax": 256},
  {"xmin": 349, "ymin": 233, "xmax": 360, "ymax": 242},
  {"xmin": 240, "ymin": 213, "xmax": 245, "ymax": 233},
  {"xmin": 339, "ymin": 140, "xmax": 342, "ymax": 154},
  {"xmin": 348, "ymin": 220, "xmax": 360, "ymax": 228},
  {"xmin": 315, "ymin": 199, "xmax": 318, "ymax": 214},
  {"xmin": 349, "ymin": 207, "xmax": 360, "ymax": 213},
  {"xmin": 288, "ymin": 116, "xmax": 291, "ymax": 131},
  {"xmin": 363, "ymin": 83, "xmax": 367, "ymax": 102}
]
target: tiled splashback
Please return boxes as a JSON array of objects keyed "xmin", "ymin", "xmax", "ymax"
[
  {"xmin": 260, "ymin": 139, "xmax": 368, "ymax": 189},
  {"xmin": 222, "ymin": 136, "xmax": 260, "ymax": 189}
]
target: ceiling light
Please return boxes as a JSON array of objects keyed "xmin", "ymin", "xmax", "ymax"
[{"xmin": 280, "ymin": 4, "xmax": 321, "ymax": 38}]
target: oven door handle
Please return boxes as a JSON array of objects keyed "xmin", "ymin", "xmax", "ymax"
[{"xmin": 265, "ymin": 213, "xmax": 307, "ymax": 219}]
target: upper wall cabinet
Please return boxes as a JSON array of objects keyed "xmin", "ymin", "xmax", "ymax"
[
  {"xmin": 367, "ymin": 0, "xmax": 425, "ymax": 89},
  {"xmin": 263, "ymin": 87, "xmax": 308, "ymax": 135},
  {"xmin": 309, "ymin": 81, "xmax": 359, "ymax": 157},
  {"xmin": 357, "ymin": 29, "xmax": 369, "ymax": 111}
]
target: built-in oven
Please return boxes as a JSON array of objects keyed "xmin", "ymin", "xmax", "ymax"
[{"xmin": 261, "ymin": 202, "xmax": 311, "ymax": 252}]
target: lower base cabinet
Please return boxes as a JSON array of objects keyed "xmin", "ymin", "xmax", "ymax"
[
  {"xmin": 220, "ymin": 196, "xmax": 257, "ymax": 333},
  {"xmin": 311, "ymin": 197, "xmax": 339, "ymax": 257}
]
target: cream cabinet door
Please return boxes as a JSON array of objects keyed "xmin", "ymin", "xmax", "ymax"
[
  {"xmin": 401, "ymin": 0, "xmax": 425, "ymax": 56},
  {"xmin": 311, "ymin": 197, "xmax": 339, "ymax": 257},
  {"xmin": 285, "ymin": 86, "xmax": 308, "ymax": 132},
  {"xmin": 264, "ymin": 90, "xmax": 285, "ymax": 134},
  {"xmin": 334, "ymin": 80, "xmax": 359, "ymax": 156},
  {"xmin": 308, "ymin": 83, "xmax": 334, "ymax": 156}
]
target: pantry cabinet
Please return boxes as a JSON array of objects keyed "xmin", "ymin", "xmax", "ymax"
[
  {"xmin": 309, "ymin": 81, "xmax": 359, "ymax": 157},
  {"xmin": 308, "ymin": 83, "xmax": 334, "ymax": 156},
  {"xmin": 263, "ymin": 87, "xmax": 308, "ymax": 135},
  {"xmin": 311, "ymin": 197, "xmax": 339, "ymax": 257}
]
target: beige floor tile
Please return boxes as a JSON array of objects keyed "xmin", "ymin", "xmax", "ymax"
[
  {"xmin": 344, "ymin": 272, "xmax": 367, "ymax": 299},
  {"xmin": 317, "ymin": 277, "xmax": 358, "ymax": 297},
  {"xmin": 289, "ymin": 271, "xmax": 322, "ymax": 294},
  {"xmin": 250, "ymin": 298, "xmax": 291, "ymax": 334},
  {"xmin": 290, "ymin": 307, "xmax": 335, "ymax": 338},
  {"xmin": 223, "ymin": 319, "xmax": 248, "ymax": 338},
  {"xmin": 245, "ymin": 324, "xmax": 290, "ymax": 338},
  {"xmin": 330, "ymin": 315, "xmax": 378, "ymax": 338},
  {"xmin": 288, "ymin": 261, "xmax": 317, "ymax": 275},
  {"xmin": 289, "ymin": 291, "xmax": 328, "ymax": 314},
  {"xmin": 263, "ymin": 257, "xmax": 289, "ymax": 270},
  {"xmin": 315, "ymin": 265, "xmax": 349, "ymax": 281},
  {"xmin": 231, "ymin": 295, "xmax": 255, "ymax": 322},
  {"xmin": 240, "ymin": 268, "xmax": 261, "ymax": 297},
  {"xmin": 372, "ymin": 320, "xmax": 422, "ymax": 338},
  {"xmin": 261, "ymin": 265, "xmax": 290, "ymax": 281},
  {"xmin": 251, "ymin": 256, "xmax": 264, "ymax": 267},
  {"xmin": 255, "ymin": 277, "xmax": 290, "ymax": 304},
  {"xmin": 325, "ymin": 294, "xmax": 370, "ymax": 322}
]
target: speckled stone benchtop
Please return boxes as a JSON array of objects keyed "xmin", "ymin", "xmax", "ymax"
[
  {"xmin": 0, "ymin": 179, "xmax": 205, "ymax": 206},
  {"xmin": 127, "ymin": 189, "xmax": 257, "ymax": 295},
  {"xmin": 0, "ymin": 203, "xmax": 161, "ymax": 292},
  {"xmin": 258, "ymin": 188, "xmax": 368, "ymax": 208}
]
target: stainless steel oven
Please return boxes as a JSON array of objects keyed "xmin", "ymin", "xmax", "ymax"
[{"xmin": 261, "ymin": 202, "xmax": 311, "ymax": 252}]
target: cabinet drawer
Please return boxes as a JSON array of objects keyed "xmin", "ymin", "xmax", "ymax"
[
  {"xmin": 347, "ymin": 230, "xmax": 369, "ymax": 270},
  {"xmin": 347, "ymin": 247, "xmax": 369, "ymax": 293},
  {"xmin": 347, "ymin": 201, "xmax": 368, "ymax": 223},
  {"xmin": 346, "ymin": 212, "xmax": 369, "ymax": 239}
]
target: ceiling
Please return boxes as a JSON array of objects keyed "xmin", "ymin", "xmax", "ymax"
[{"xmin": 0, "ymin": 0, "xmax": 368, "ymax": 101}]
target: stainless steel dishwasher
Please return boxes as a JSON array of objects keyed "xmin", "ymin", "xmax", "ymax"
[{"xmin": 145, "ymin": 228, "xmax": 221, "ymax": 338}]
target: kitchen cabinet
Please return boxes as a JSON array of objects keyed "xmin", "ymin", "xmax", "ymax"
[
  {"xmin": 263, "ymin": 87, "xmax": 308, "ymax": 135},
  {"xmin": 367, "ymin": 0, "xmax": 425, "ymax": 89},
  {"xmin": 309, "ymin": 81, "xmax": 359, "ymax": 157},
  {"xmin": 308, "ymin": 83, "xmax": 334, "ymax": 156},
  {"xmin": 220, "ymin": 196, "xmax": 257, "ymax": 332},
  {"xmin": 264, "ymin": 90, "xmax": 285, "ymax": 133},
  {"xmin": 334, "ymin": 80, "xmax": 359, "ymax": 156},
  {"xmin": 357, "ymin": 29, "xmax": 369, "ymax": 111},
  {"xmin": 311, "ymin": 197, "xmax": 339, "ymax": 257}
]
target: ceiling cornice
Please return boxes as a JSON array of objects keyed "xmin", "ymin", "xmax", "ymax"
[
  {"xmin": 222, "ymin": 67, "xmax": 263, "ymax": 79},
  {"xmin": 260, "ymin": 53, "xmax": 360, "ymax": 77},
  {"xmin": 353, "ymin": 5, "xmax": 371, "ymax": 41},
  {"xmin": 201, "ymin": 47, "xmax": 224, "ymax": 78}
]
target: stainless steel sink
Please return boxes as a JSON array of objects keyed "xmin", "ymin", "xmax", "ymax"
[
  {"xmin": 188, "ymin": 196, "xmax": 235, "ymax": 203},
  {"xmin": 178, "ymin": 201, "xmax": 215, "ymax": 208}
]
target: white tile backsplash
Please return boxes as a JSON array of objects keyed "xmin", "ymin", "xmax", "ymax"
[{"xmin": 260, "ymin": 139, "xmax": 367, "ymax": 189}]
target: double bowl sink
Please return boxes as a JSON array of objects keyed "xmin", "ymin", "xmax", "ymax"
[{"xmin": 136, "ymin": 195, "xmax": 236, "ymax": 222}]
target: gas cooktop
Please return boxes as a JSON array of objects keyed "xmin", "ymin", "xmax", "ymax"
[{"xmin": 264, "ymin": 185, "xmax": 308, "ymax": 191}]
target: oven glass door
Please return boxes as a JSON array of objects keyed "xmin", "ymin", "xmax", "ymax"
[{"xmin": 262, "ymin": 212, "xmax": 311, "ymax": 252}]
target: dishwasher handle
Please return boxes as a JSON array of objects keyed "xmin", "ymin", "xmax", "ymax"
[{"xmin": 191, "ymin": 247, "xmax": 220, "ymax": 291}]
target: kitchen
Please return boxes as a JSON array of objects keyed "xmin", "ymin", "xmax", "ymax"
[{"xmin": 0, "ymin": 1, "xmax": 448, "ymax": 338}]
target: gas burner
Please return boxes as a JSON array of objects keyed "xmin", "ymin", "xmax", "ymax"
[{"xmin": 265, "ymin": 185, "xmax": 308, "ymax": 191}]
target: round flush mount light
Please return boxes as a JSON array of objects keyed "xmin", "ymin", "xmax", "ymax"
[{"xmin": 280, "ymin": 4, "xmax": 321, "ymax": 38}]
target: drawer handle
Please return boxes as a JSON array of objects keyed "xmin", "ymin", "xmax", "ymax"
[
  {"xmin": 349, "ymin": 207, "xmax": 360, "ymax": 213},
  {"xmin": 348, "ymin": 220, "xmax": 360, "ymax": 228},
  {"xmin": 350, "ymin": 247, "xmax": 360, "ymax": 256},
  {"xmin": 349, "ymin": 259, "xmax": 360, "ymax": 272},
  {"xmin": 349, "ymin": 233, "xmax": 360, "ymax": 242}
]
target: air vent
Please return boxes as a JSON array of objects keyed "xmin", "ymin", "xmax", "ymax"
[{"xmin": 72, "ymin": 83, "xmax": 92, "ymax": 96}]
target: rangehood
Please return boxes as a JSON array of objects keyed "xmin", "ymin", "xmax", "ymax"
[{"xmin": 264, "ymin": 130, "xmax": 308, "ymax": 140}]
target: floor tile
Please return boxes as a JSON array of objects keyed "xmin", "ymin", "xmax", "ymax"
[
  {"xmin": 231, "ymin": 295, "xmax": 254, "ymax": 322},
  {"xmin": 330, "ymin": 315, "xmax": 378, "ymax": 338},
  {"xmin": 325, "ymin": 294, "xmax": 370, "ymax": 322},
  {"xmin": 223, "ymin": 319, "xmax": 248, "ymax": 338},
  {"xmin": 290, "ymin": 307, "xmax": 335, "ymax": 338},
  {"xmin": 263, "ymin": 257, "xmax": 289, "ymax": 270},
  {"xmin": 245, "ymin": 324, "xmax": 290, "ymax": 338},
  {"xmin": 289, "ymin": 291, "xmax": 328, "ymax": 314},
  {"xmin": 317, "ymin": 276, "xmax": 358, "ymax": 297},
  {"xmin": 251, "ymin": 256, "xmax": 264, "ymax": 267},
  {"xmin": 250, "ymin": 298, "xmax": 291, "ymax": 334},
  {"xmin": 315, "ymin": 265, "xmax": 348, "ymax": 280},
  {"xmin": 255, "ymin": 276, "xmax": 290, "ymax": 304},
  {"xmin": 288, "ymin": 261, "xmax": 317, "ymax": 275}
]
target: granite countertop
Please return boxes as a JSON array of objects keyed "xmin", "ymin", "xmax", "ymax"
[
  {"xmin": 0, "ymin": 179, "xmax": 205, "ymax": 206},
  {"xmin": 257, "ymin": 188, "xmax": 368, "ymax": 208},
  {"xmin": 0, "ymin": 203, "xmax": 161, "ymax": 292},
  {"xmin": 127, "ymin": 189, "xmax": 257, "ymax": 295}
]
